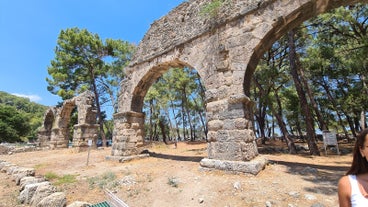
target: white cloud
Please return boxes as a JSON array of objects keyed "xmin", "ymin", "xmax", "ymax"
[{"xmin": 12, "ymin": 93, "xmax": 42, "ymax": 102}]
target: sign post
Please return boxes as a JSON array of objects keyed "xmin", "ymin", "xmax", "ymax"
[
  {"xmin": 322, "ymin": 131, "xmax": 340, "ymax": 155},
  {"xmin": 86, "ymin": 139, "xmax": 92, "ymax": 166}
]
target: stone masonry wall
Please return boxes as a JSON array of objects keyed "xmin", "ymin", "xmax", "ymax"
[{"xmin": 113, "ymin": 0, "xmax": 368, "ymax": 172}]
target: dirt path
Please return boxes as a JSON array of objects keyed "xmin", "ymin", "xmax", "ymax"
[{"xmin": 0, "ymin": 142, "xmax": 352, "ymax": 207}]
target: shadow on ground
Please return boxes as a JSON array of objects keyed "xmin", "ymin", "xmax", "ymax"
[
  {"xmin": 268, "ymin": 158, "xmax": 350, "ymax": 196},
  {"xmin": 144, "ymin": 150, "xmax": 204, "ymax": 163}
]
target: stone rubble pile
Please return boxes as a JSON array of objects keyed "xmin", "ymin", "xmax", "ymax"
[
  {"xmin": 0, "ymin": 160, "xmax": 91, "ymax": 207},
  {"xmin": 0, "ymin": 144, "xmax": 41, "ymax": 155}
]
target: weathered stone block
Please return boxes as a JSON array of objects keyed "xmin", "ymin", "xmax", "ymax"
[
  {"xmin": 206, "ymin": 100, "xmax": 228, "ymax": 113},
  {"xmin": 36, "ymin": 192, "xmax": 67, "ymax": 207},
  {"xmin": 30, "ymin": 182, "xmax": 56, "ymax": 206},
  {"xmin": 207, "ymin": 131, "xmax": 217, "ymax": 142},
  {"xmin": 200, "ymin": 156, "xmax": 267, "ymax": 175},
  {"xmin": 207, "ymin": 120, "xmax": 224, "ymax": 131},
  {"xmin": 19, "ymin": 181, "xmax": 50, "ymax": 204}
]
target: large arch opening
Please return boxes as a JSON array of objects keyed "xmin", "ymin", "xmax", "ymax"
[
  {"xmin": 244, "ymin": 2, "xmax": 367, "ymax": 155},
  {"xmin": 143, "ymin": 66, "xmax": 207, "ymax": 144},
  {"xmin": 130, "ymin": 60, "xmax": 190, "ymax": 112}
]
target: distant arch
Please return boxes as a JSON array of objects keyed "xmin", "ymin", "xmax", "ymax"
[{"xmin": 38, "ymin": 91, "xmax": 99, "ymax": 150}]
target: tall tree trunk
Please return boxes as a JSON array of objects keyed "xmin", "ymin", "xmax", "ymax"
[
  {"xmin": 181, "ymin": 100, "xmax": 187, "ymax": 140},
  {"xmin": 164, "ymin": 108, "xmax": 173, "ymax": 141},
  {"xmin": 288, "ymin": 29, "xmax": 320, "ymax": 155},
  {"xmin": 149, "ymin": 100, "xmax": 154, "ymax": 142},
  {"xmin": 320, "ymin": 82, "xmax": 350, "ymax": 138},
  {"xmin": 90, "ymin": 71, "xmax": 107, "ymax": 147},
  {"xmin": 252, "ymin": 78, "xmax": 269, "ymax": 144},
  {"xmin": 272, "ymin": 88, "xmax": 296, "ymax": 154},
  {"xmin": 159, "ymin": 118, "xmax": 168, "ymax": 145},
  {"xmin": 182, "ymin": 88, "xmax": 194, "ymax": 141},
  {"xmin": 361, "ymin": 74, "xmax": 368, "ymax": 130},
  {"xmin": 170, "ymin": 100, "xmax": 181, "ymax": 141},
  {"xmin": 298, "ymin": 66, "xmax": 328, "ymax": 131},
  {"xmin": 192, "ymin": 97, "xmax": 208, "ymax": 141}
]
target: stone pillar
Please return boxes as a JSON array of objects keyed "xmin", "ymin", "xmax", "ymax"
[
  {"xmin": 200, "ymin": 94, "xmax": 267, "ymax": 175},
  {"xmin": 111, "ymin": 111, "xmax": 145, "ymax": 156},
  {"xmin": 206, "ymin": 94, "xmax": 258, "ymax": 160},
  {"xmin": 49, "ymin": 128, "xmax": 68, "ymax": 149},
  {"xmin": 37, "ymin": 128, "xmax": 51, "ymax": 147},
  {"xmin": 73, "ymin": 124, "xmax": 99, "ymax": 149}
]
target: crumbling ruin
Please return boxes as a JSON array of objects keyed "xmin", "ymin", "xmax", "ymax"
[
  {"xmin": 37, "ymin": 91, "xmax": 98, "ymax": 150},
  {"xmin": 112, "ymin": 0, "xmax": 367, "ymax": 174}
]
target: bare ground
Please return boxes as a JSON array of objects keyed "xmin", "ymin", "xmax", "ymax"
[{"xmin": 0, "ymin": 140, "xmax": 353, "ymax": 207}]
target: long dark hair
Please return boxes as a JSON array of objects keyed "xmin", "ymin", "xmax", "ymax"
[{"xmin": 347, "ymin": 129, "xmax": 368, "ymax": 175}]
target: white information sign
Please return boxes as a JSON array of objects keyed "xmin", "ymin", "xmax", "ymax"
[
  {"xmin": 87, "ymin": 139, "xmax": 93, "ymax": 166},
  {"xmin": 322, "ymin": 131, "xmax": 340, "ymax": 155}
]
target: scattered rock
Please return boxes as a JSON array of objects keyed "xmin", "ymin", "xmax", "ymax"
[
  {"xmin": 36, "ymin": 192, "xmax": 67, "ymax": 207},
  {"xmin": 19, "ymin": 181, "xmax": 51, "ymax": 204},
  {"xmin": 67, "ymin": 201, "xmax": 91, "ymax": 207},
  {"xmin": 120, "ymin": 175, "xmax": 136, "ymax": 186},
  {"xmin": 30, "ymin": 182, "xmax": 57, "ymax": 206},
  {"xmin": 198, "ymin": 198, "xmax": 204, "ymax": 204},
  {"xmin": 288, "ymin": 191, "xmax": 300, "ymax": 198},
  {"xmin": 300, "ymin": 167, "xmax": 318, "ymax": 175},
  {"xmin": 305, "ymin": 194, "xmax": 317, "ymax": 200},
  {"xmin": 233, "ymin": 181, "xmax": 241, "ymax": 190}
]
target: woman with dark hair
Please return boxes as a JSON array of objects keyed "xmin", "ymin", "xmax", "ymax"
[{"xmin": 338, "ymin": 128, "xmax": 368, "ymax": 207}]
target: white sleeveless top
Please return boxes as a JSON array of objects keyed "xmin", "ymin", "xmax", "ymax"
[{"xmin": 348, "ymin": 175, "xmax": 368, "ymax": 207}]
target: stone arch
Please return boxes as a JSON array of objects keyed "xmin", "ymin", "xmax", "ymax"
[
  {"xmin": 37, "ymin": 108, "xmax": 56, "ymax": 147},
  {"xmin": 130, "ymin": 60, "xmax": 195, "ymax": 112},
  {"xmin": 113, "ymin": 0, "xmax": 367, "ymax": 173},
  {"xmin": 38, "ymin": 91, "xmax": 99, "ymax": 150}
]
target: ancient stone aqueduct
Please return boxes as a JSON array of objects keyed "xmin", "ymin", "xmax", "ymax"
[
  {"xmin": 38, "ymin": 91, "xmax": 98, "ymax": 150},
  {"xmin": 39, "ymin": 0, "xmax": 367, "ymax": 174}
]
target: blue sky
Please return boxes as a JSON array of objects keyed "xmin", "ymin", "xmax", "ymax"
[{"xmin": 0, "ymin": 0, "xmax": 184, "ymax": 107}]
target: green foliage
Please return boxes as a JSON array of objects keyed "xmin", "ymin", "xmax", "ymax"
[
  {"xmin": 0, "ymin": 91, "xmax": 47, "ymax": 142},
  {"xmin": 200, "ymin": 0, "xmax": 225, "ymax": 18},
  {"xmin": 251, "ymin": 4, "xmax": 368, "ymax": 137},
  {"xmin": 44, "ymin": 172, "xmax": 59, "ymax": 180},
  {"xmin": 0, "ymin": 104, "xmax": 31, "ymax": 143},
  {"xmin": 46, "ymin": 27, "xmax": 134, "ymax": 101},
  {"xmin": 44, "ymin": 172, "xmax": 77, "ymax": 185},
  {"xmin": 46, "ymin": 27, "xmax": 135, "ymax": 144}
]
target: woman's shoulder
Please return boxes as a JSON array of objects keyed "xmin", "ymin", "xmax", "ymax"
[
  {"xmin": 338, "ymin": 175, "xmax": 352, "ymax": 194},
  {"xmin": 339, "ymin": 175, "xmax": 351, "ymax": 187}
]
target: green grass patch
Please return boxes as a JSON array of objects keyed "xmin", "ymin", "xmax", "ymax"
[
  {"xmin": 55, "ymin": 174, "xmax": 77, "ymax": 185},
  {"xmin": 44, "ymin": 172, "xmax": 59, "ymax": 180},
  {"xmin": 44, "ymin": 171, "xmax": 77, "ymax": 185}
]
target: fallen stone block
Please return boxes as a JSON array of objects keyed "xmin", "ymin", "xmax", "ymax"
[
  {"xmin": 20, "ymin": 176, "xmax": 46, "ymax": 191},
  {"xmin": 36, "ymin": 192, "xmax": 67, "ymax": 207},
  {"xmin": 66, "ymin": 201, "xmax": 91, "ymax": 207},
  {"xmin": 30, "ymin": 182, "xmax": 56, "ymax": 206},
  {"xmin": 19, "ymin": 181, "xmax": 50, "ymax": 204}
]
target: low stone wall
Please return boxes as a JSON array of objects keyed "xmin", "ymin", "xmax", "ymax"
[
  {"xmin": 0, "ymin": 160, "xmax": 90, "ymax": 207},
  {"xmin": 0, "ymin": 144, "xmax": 42, "ymax": 155}
]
